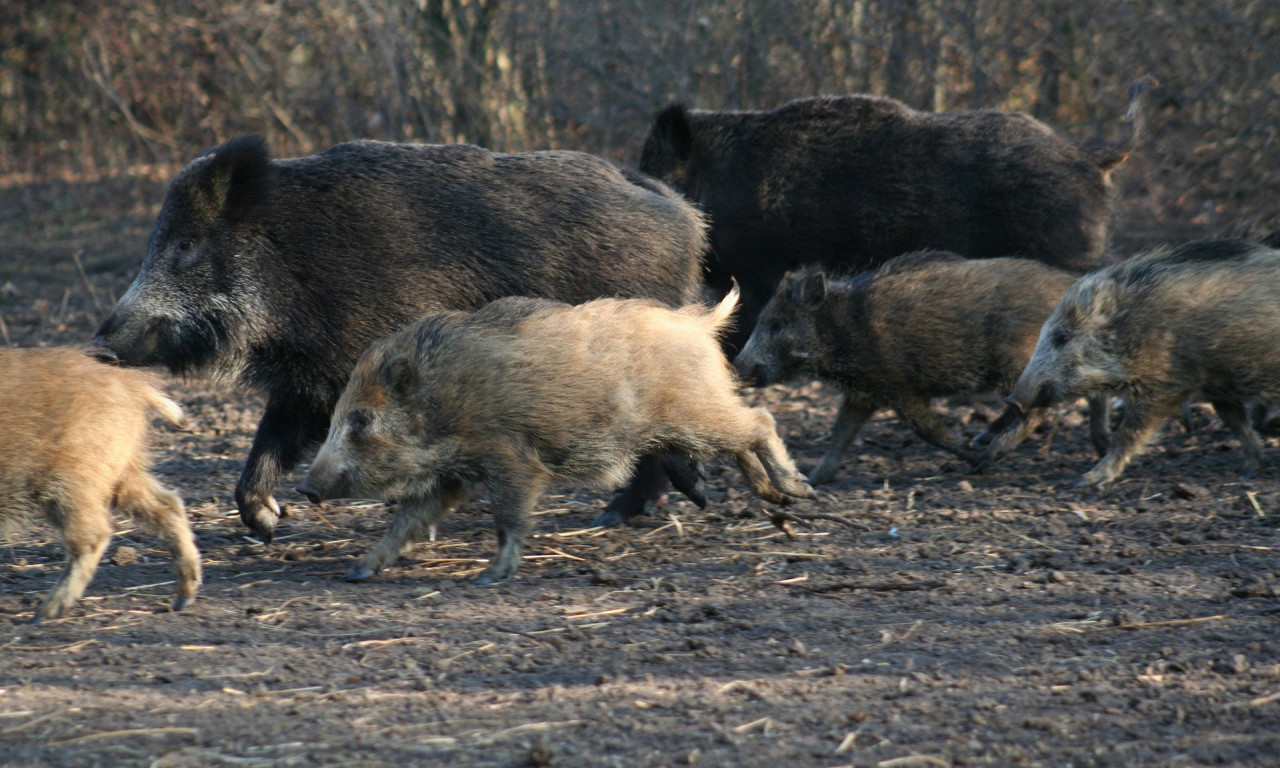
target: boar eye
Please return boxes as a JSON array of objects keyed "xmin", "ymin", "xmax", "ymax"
[
  {"xmin": 1050, "ymin": 329, "xmax": 1070, "ymax": 348},
  {"xmin": 348, "ymin": 409, "xmax": 372, "ymax": 436},
  {"xmin": 767, "ymin": 319, "xmax": 784, "ymax": 335},
  {"xmin": 173, "ymin": 239, "xmax": 199, "ymax": 270}
]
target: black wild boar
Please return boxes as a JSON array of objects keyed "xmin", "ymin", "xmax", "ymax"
[
  {"xmin": 0, "ymin": 348, "xmax": 200, "ymax": 622},
  {"xmin": 733, "ymin": 253, "xmax": 1109, "ymax": 483},
  {"xmin": 90, "ymin": 136, "xmax": 707, "ymax": 542},
  {"xmin": 992, "ymin": 239, "xmax": 1280, "ymax": 486},
  {"xmin": 299, "ymin": 287, "xmax": 813, "ymax": 584},
  {"xmin": 640, "ymin": 77, "xmax": 1157, "ymax": 350}
]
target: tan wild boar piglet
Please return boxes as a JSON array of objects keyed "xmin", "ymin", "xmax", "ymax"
[
  {"xmin": 990, "ymin": 239, "xmax": 1280, "ymax": 485},
  {"xmin": 0, "ymin": 348, "xmax": 200, "ymax": 622},
  {"xmin": 299, "ymin": 287, "xmax": 814, "ymax": 585}
]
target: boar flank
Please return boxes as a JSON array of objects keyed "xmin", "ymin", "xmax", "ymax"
[
  {"xmin": 300, "ymin": 288, "xmax": 813, "ymax": 585},
  {"xmin": 640, "ymin": 77, "xmax": 1157, "ymax": 349},
  {"xmin": 996, "ymin": 239, "xmax": 1280, "ymax": 485},
  {"xmin": 0, "ymin": 349, "xmax": 200, "ymax": 622},
  {"xmin": 734, "ymin": 253, "xmax": 1109, "ymax": 483},
  {"xmin": 91, "ymin": 136, "xmax": 706, "ymax": 542}
]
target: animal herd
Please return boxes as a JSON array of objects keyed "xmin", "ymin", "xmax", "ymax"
[{"xmin": 5, "ymin": 75, "xmax": 1278, "ymax": 624}]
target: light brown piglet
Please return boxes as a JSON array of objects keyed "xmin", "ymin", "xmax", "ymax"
[
  {"xmin": 0, "ymin": 348, "xmax": 200, "ymax": 622},
  {"xmin": 301, "ymin": 287, "xmax": 813, "ymax": 585}
]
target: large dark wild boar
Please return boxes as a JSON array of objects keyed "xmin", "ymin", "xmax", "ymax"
[
  {"xmin": 991, "ymin": 240, "xmax": 1280, "ymax": 485},
  {"xmin": 90, "ymin": 136, "xmax": 707, "ymax": 541},
  {"xmin": 0, "ymin": 348, "xmax": 200, "ymax": 622},
  {"xmin": 640, "ymin": 77, "xmax": 1157, "ymax": 349},
  {"xmin": 733, "ymin": 253, "xmax": 1109, "ymax": 483},
  {"xmin": 299, "ymin": 287, "xmax": 813, "ymax": 585}
]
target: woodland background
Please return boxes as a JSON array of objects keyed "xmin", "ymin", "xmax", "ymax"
[{"xmin": 2, "ymin": 0, "xmax": 1278, "ymax": 246}]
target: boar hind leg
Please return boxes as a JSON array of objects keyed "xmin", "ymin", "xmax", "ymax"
[
  {"xmin": 810, "ymin": 396, "xmax": 874, "ymax": 485},
  {"xmin": 736, "ymin": 407, "xmax": 815, "ymax": 502},
  {"xmin": 1210, "ymin": 398, "xmax": 1265, "ymax": 476},
  {"xmin": 236, "ymin": 397, "xmax": 331, "ymax": 544},
  {"xmin": 116, "ymin": 468, "xmax": 202, "ymax": 611},
  {"xmin": 1080, "ymin": 393, "xmax": 1185, "ymax": 486},
  {"xmin": 35, "ymin": 500, "xmax": 113, "ymax": 622},
  {"xmin": 348, "ymin": 480, "xmax": 468, "ymax": 582},
  {"xmin": 592, "ymin": 454, "xmax": 672, "ymax": 527},
  {"xmin": 894, "ymin": 398, "xmax": 982, "ymax": 465},
  {"xmin": 475, "ymin": 467, "xmax": 547, "ymax": 585}
]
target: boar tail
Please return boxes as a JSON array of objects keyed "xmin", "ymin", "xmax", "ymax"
[
  {"xmin": 1091, "ymin": 74, "xmax": 1159, "ymax": 172},
  {"xmin": 708, "ymin": 283, "xmax": 741, "ymax": 335},
  {"xmin": 144, "ymin": 386, "xmax": 191, "ymax": 431}
]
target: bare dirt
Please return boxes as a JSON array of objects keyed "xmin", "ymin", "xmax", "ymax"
[{"xmin": 1, "ymin": 179, "xmax": 1278, "ymax": 768}]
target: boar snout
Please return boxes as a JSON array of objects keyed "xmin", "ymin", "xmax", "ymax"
[
  {"xmin": 296, "ymin": 479, "xmax": 322, "ymax": 504},
  {"xmin": 92, "ymin": 305, "xmax": 163, "ymax": 367},
  {"xmin": 732, "ymin": 352, "xmax": 769, "ymax": 388},
  {"xmin": 1005, "ymin": 380, "xmax": 1055, "ymax": 414}
]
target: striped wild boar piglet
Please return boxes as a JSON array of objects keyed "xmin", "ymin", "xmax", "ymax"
[
  {"xmin": 0, "ymin": 348, "xmax": 200, "ymax": 622},
  {"xmin": 299, "ymin": 288, "xmax": 814, "ymax": 585},
  {"xmin": 990, "ymin": 239, "xmax": 1280, "ymax": 486},
  {"xmin": 733, "ymin": 253, "xmax": 1109, "ymax": 483}
]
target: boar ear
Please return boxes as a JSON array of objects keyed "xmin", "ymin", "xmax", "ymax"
[
  {"xmin": 793, "ymin": 271, "xmax": 828, "ymax": 310},
  {"xmin": 650, "ymin": 104, "xmax": 695, "ymax": 163},
  {"xmin": 200, "ymin": 135, "xmax": 276, "ymax": 224},
  {"xmin": 1080, "ymin": 276, "xmax": 1119, "ymax": 321},
  {"xmin": 379, "ymin": 354, "xmax": 419, "ymax": 399}
]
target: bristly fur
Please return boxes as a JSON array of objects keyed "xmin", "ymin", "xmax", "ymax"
[
  {"xmin": 639, "ymin": 79, "xmax": 1157, "ymax": 350},
  {"xmin": 92, "ymin": 134, "xmax": 710, "ymax": 540}
]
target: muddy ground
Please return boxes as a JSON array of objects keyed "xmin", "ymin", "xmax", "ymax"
[{"xmin": 1, "ymin": 179, "xmax": 1278, "ymax": 768}]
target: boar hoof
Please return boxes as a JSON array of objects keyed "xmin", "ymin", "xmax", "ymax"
[
  {"xmin": 170, "ymin": 595, "xmax": 196, "ymax": 612},
  {"xmin": 472, "ymin": 568, "xmax": 514, "ymax": 586},
  {"xmin": 345, "ymin": 566, "xmax": 377, "ymax": 582},
  {"xmin": 591, "ymin": 496, "xmax": 659, "ymax": 528},
  {"xmin": 25, "ymin": 613, "xmax": 45, "ymax": 626},
  {"xmin": 1071, "ymin": 475, "xmax": 1105, "ymax": 488},
  {"xmin": 240, "ymin": 497, "xmax": 282, "ymax": 543}
]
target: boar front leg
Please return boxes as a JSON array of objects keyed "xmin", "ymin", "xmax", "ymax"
[
  {"xmin": 894, "ymin": 397, "xmax": 982, "ymax": 465},
  {"xmin": 1210, "ymin": 398, "xmax": 1265, "ymax": 476},
  {"xmin": 236, "ymin": 396, "xmax": 331, "ymax": 543},
  {"xmin": 810, "ymin": 395, "xmax": 874, "ymax": 485},
  {"xmin": 347, "ymin": 480, "xmax": 469, "ymax": 582},
  {"xmin": 1079, "ymin": 392, "xmax": 1185, "ymax": 486},
  {"xmin": 475, "ymin": 460, "xmax": 548, "ymax": 585},
  {"xmin": 1087, "ymin": 395, "xmax": 1112, "ymax": 457}
]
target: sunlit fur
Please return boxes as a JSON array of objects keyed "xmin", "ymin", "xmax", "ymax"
[
  {"xmin": 307, "ymin": 287, "xmax": 813, "ymax": 583},
  {"xmin": 0, "ymin": 349, "xmax": 201, "ymax": 620}
]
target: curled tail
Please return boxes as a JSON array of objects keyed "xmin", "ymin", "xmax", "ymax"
[
  {"xmin": 144, "ymin": 385, "xmax": 190, "ymax": 431},
  {"xmin": 1092, "ymin": 74, "xmax": 1159, "ymax": 171}
]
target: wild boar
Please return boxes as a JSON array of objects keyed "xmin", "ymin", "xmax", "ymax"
[
  {"xmin": 992, "ymin": 239, "xmax": 1280, "ymax": 485},
  {"xmin": 0, "ymin": 348, "xmax": 200, "ymax": 622},
  {"xmin": 298, "ymin": 287, "xmax": 814, "ymax": 584},
  {"xmin": 90, "ymin": 135, "xmax": 707, "ymax": 542},
  {"xmin": 640, "ymin": 77, "xmax": 1157, "ymax": 350},
  {"xmin": 733, "ymin": 253, "xmax": 1109, "ymax": 483}
]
